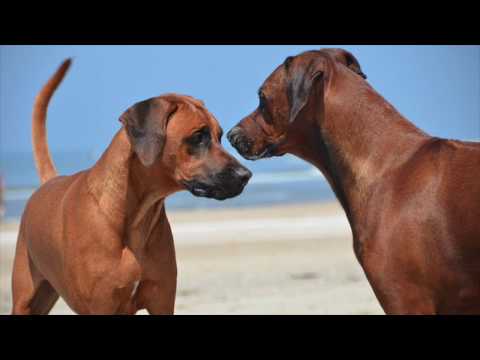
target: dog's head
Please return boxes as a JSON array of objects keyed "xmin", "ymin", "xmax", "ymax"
[
  {"xmin": 120, "ymin": 94, "xmax": 251, "ymax": 200},
  {"xmin": 227, "ymin": 48, "xmax": 367, "ymax": 161}
]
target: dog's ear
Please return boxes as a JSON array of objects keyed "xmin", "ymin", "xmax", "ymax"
[
  {"xmin": 288, "ymin": 59, "xmax": 325, "ymax": 124},
  {"xmin": 284, "ymin": 56, "xmax": 294, "ymax": 70},
  {"xmin": 119, "ymin": 98, "xmax": 178, "ymax": 167},
  {"xmin": 331, "ymin": 49, "xmax": 367, "ymax": 79}
]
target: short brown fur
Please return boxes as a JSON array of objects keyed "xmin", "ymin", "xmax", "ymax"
[
  {"xmin": 12, "ymin": 59, "xmax": 250, "ymax": 314},
  {"xmin": 228, "ymin": 48, "xmax": 480, "ymax": 314}
]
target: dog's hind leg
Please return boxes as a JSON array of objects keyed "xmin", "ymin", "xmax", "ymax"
[
  {"xmin": 11, "ymin": 232, "xmax": 59, "ymax": 315},
  {"xmin": 29, "ymin": 280, "xmax": 59, "ymax": 315}
]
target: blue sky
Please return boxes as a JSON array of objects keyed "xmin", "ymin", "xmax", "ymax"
[{"xmin": 1, "ymin": 45, "xmax": 479, "ymax": 157}]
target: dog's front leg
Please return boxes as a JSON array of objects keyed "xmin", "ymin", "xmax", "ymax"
[
  {"xmin": 133, "ymin": 208, "xmax": 177, "ymax": 315},
  {"xmin": 135, "ymin": 276, "xmax": 177, "ymax": 315}
]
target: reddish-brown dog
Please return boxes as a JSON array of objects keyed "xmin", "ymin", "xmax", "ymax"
[
  {"xmin": 12, "ymin": 59, "xmax": 251, "ymax": 315},
  {"xmin": 228, "ymin": 48, "xmax": 480, "ymax": 314}
]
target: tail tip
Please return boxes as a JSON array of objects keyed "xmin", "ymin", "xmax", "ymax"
[{"xmin": 61, "ymin": 58, "xmax": 73, "ymax": 72}]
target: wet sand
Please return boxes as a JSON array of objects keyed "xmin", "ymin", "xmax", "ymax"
[{"xmin": 0, "ymin": 201, "xmax": 383, "ymax": 314}]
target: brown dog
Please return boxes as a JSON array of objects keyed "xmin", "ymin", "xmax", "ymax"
[
  {"xmin": 11, "ymin": 59, "xmax": 251, "ymax": 315},
  {"xmin": 228, "ymin": 48, "xmax": 480, "ymax": 314}
]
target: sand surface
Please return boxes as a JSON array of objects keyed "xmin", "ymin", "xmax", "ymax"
[{"xmin": 0, "ymin": 201, "xmax": 383, "ymax": 315}]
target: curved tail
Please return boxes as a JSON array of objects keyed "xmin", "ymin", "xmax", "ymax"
[{"xmin": 32, "ymin": 58, "xmax": 72, "ymax": 184}]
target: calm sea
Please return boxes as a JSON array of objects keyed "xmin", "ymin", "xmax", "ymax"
[{"xmin": 0, "ymin": 150, "xmax": 336, "ymax": 221}]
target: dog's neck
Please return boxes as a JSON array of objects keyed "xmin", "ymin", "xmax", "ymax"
[
  {"xmin": 123, "ymin": 136, "xmax": 182, "ymax": 253},
  {"xmin": 88, "ymin": 128, "xmax": 180, "ymax": 251},
  {"xmin": 88, "ymin": 129, "xmax": 132, "ymax": 229},
  {"xmin": 126, "ymin": 156, "xmax": 179, "ymax": 229},
  {"xmin": 291, "ymin": 78, "xmax": 430, "ymax": 231}
]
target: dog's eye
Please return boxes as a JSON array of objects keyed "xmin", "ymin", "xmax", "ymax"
[
  {"xmin": 189, "ymin": 128, "xmax": 211, "ymax": 146},
  {"xmin": 258, "ymin": 91, "xmax": 273, "ymax": 124},
  {"xmin": 258, "ymin": 91, "xmax": 267, "ymax": 110}
]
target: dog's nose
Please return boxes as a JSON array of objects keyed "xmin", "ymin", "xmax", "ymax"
[
  {"xmin": 227, "ymin": 127, "xmax": 251, "ymax": 154},
  {"xmin": 227, "ymin": 127, "xmax": 242, "ymax": 144},
  {"xmin": 235, "ymin": 166, "xmax": 252, "ymax": 184}
]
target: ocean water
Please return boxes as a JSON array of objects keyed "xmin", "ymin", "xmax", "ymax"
[{"xmin": 0, "ymin": 150, "xmax": 336, "ymax": 221}]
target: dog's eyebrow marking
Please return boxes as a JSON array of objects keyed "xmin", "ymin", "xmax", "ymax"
[{"xmin": 189, "ymin": 125, "xmax": 209, "ymax": 135}]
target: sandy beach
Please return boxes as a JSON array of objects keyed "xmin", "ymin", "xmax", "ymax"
[{"xmin": 0, "ymin": 201, "xmax": 383, "ymax": 315}]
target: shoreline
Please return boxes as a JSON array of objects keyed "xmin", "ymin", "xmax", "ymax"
[{"xmin": 1, "ymin": 200, "xmax": 345, "ymax": 231}]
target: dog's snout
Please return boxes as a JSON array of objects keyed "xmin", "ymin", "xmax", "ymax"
[
  {"xmin": 227, "ymin": 127, "xmax": 251, "ymax": 154},
  {"xmin": 235, "ymin": 166, "xmax": 252, "ymax": 183},
  {"xmin": 226, "ymin": 127, "xmax": 242, "ymax": 145},
  {"xmin": 226, "ymin": 127, "xmax": 241, "ymax": 143}
]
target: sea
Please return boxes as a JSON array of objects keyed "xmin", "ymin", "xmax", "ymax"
[{"xmin": 0, "ymin": 150, "xmax": 336, "ymax": 222}]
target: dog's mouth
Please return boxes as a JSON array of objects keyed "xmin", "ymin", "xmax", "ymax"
[
  {"xmin": 227, "ymin": 127, "xmax": 286, "ymax": 161},
  {"xmin": 182, "ymin": 167, "xmax": 252, "ymax": 201},
  {"xmin": 241, "ymin": 143, "xmax": 283, "ymax": 161},
  {"xmin": 184, "ymin": 181, "xmax": 247, "ymax": 200}
]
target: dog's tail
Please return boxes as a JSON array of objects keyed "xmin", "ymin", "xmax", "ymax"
[{"xmin": 32, "ymin": 58, "xmax": 72, "ymax": 184}]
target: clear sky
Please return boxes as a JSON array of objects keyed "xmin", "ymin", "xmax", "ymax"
[{"xmin": 1, "ymin": 45, "xmax": 479, "ymax": 157}]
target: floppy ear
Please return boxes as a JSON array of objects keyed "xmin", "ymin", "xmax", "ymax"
[
  {"xmin": 288, "ymin": 61, "xmax": 325, "ymax": 124},
  {"xmin": 119, "ymin": 98, "xmax": 177, "ymax": 167},
  {"xmin": 332, "ymin": 49, "xmax": 367, "ymax": 79},
  {"xmin": 344, "ymin": 51, "xmax": 367, "ymax": 79}
]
